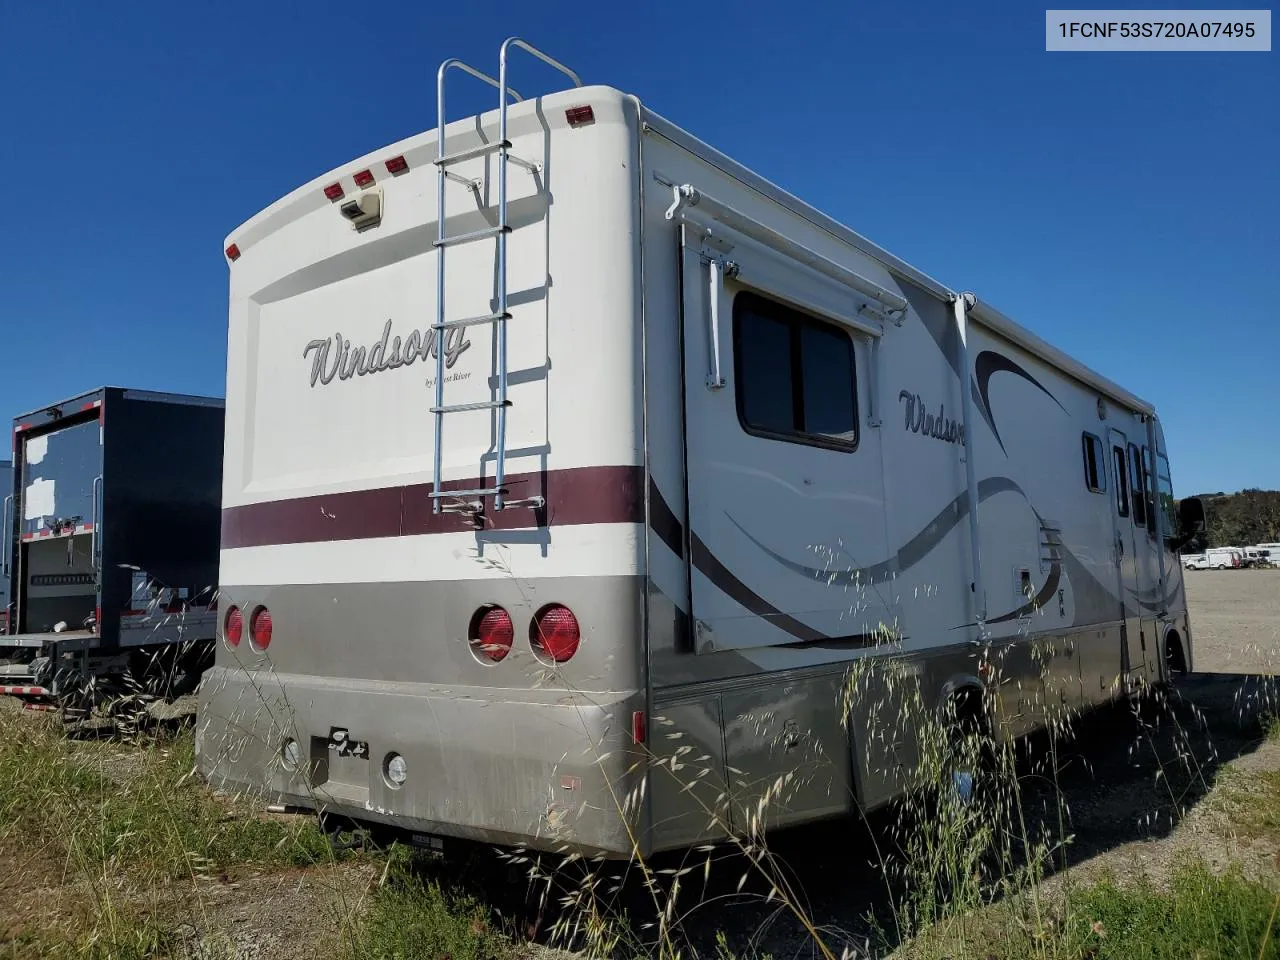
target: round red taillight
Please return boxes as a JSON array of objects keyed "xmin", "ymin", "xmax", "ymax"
[
  {"xmin": 250, "ymin": 606, "xmax": 272, "ymax": 650},
  {"xmin": 471, "ymin": 607, "xmax": 513, "ymax": 662},
  {"xmin": 531, "ymin": 604, "xmax": 580, "ymax": 663},
  {"xmin": 225, "ymin": 606, "xmax": 243, "ymax": 647}
]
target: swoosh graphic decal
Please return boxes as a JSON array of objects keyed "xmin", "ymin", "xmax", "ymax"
[
  {"xmin": 726, "ymin": 476, "xmax": 1024, "ymax": 587},
  {"xmin": 648, "ymin": 477, "xmax": 684, "ymax": 559},
  {"xmin": 690, "ymin": 533, "xmax": 827, "ymax": 644},
  {"xmin": 987, "ymin": 530, "xmax": 1062, "ymax": 624},
  {"xmin": 1128, "ymin": 576, "xmax": 1184, "ymax": 613},
  {"xmin": 648, "ymin": 479, "xmax": 877, "ymax": 648},
  {"xmin": 974, "ymin": 351, "xmax": 1067, "ymax": 456}
]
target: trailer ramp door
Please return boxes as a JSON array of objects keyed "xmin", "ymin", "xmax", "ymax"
[
  {"xmin": 17, "ymin": 417, "xmax": 103, "ymax": 635},
  {"xmin": 676, "ymin": 220, "xmax": 894, "ymax": 654}
]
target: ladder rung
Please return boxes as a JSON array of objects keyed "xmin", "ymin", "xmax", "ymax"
[
  {"xmin": 430, "ymin": 400, "xmax": 512, "ymax": 414},
  {"xmin": 430, "ymin": 487, "xmax": 507, "ymax": 500},
  {"xmin": 436, "ymin": 140, "xmax": 510, "ymax": 166},
  {"xmin": 434, "ymin": 225, "xmax": 509, "ymax": 248},
  {"xmin": 433, "ymin": 311, "xmax": 510, "ymax": 331}
]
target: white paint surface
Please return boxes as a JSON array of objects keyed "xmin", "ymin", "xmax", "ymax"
[
  {"xmin": 24, "ymin": 477, "xmax": 55, "ymax": 519},
  {"xmin": 219, "ymin": 523, "xmax": 642, "ymax": 585},
  {"xmin": 25, "ymin": 436, "xmax": 48, "ymax": 466}
]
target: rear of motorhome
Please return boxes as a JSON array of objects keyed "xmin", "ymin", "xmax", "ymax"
[
  {"xmin": 198, "ymin": 39, "xmax": 1202, "ymax": 858},
  {"xmin": 2, "ymin": 388, "xmax": 225, "ymax": 713}
]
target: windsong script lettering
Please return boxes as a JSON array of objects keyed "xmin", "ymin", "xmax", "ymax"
[
  {"xmin": 899, "ymin": 390, "xmax": 965, "ymax": 447},
  {"xmin": 303, "ymin": 319, "xmax": 471, "ymax": 388}
]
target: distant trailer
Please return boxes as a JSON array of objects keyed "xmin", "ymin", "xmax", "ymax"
[{"xmin": 2, "ymin": 388, "xmax": 224, "ymax": 718}]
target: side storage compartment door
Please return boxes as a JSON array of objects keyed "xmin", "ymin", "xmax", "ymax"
[{"xmin": 675, "ymin": 218, "xmax": 894, "ymax": 654}]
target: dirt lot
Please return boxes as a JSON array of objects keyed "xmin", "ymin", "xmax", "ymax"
[{"xmin": 1184, "ymin": 569, "xmax": 1280, "ymax": 675}]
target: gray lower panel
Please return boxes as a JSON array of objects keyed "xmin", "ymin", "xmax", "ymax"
[
  {"xmin": 646, "ymin": 621, "xmax": 1130, "ymax": 854},
  {"xmin": 216, "ymin": 576, "xmax": 644, "ymax": 692},
  {"xmin": 197, "ymin": 668, "xmax": 646, "ymax": 857}
]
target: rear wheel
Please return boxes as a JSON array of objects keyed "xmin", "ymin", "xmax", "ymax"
[
  {"xmin": 942, "ymin": 688, "xmax": 994, "ymax": 808},
  {"xmin": 1165, "ymin": 630, "xmax": 1188, "ymax": 679}
]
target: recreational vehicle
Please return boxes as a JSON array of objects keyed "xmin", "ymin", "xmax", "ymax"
[
  {"xmin": 198, "ymin": 39, "xmax": 1204, "ymax": 859},
  {"xmin": 2, "ymin": 388, "xmax": 225, "ymax": 715}
]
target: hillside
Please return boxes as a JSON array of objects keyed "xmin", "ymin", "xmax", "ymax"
[{"xmin": 1182, "ymin": 488, "xmax": 1280, "ymax": 550}]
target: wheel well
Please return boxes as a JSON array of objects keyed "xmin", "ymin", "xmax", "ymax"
[
  {"xmin": 945, "ymin": 683, "xmax": 989, "ymax": 736},
  {"xmin": 1165, "ymin": 629, "xmax": 1188, "ymax": 675}
]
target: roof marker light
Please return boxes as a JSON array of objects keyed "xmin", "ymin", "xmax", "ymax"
[
  {"xmin": 353, "ymin": 169, "xmax": 375, "ymax": 188},
  {"xmin": 385, "ymin": 155, "xmax": 408, "ymax": 175},
  {"xmin": 225, "ymin": 243, "xmax": 240, "ymax": 261},
  {"xmin": 565, "ymin": 105, "xmax": 595, "ymax": 127},
  {"xmin": 324, "ymin": 182, "xmax": 345, "ymax": 201}
]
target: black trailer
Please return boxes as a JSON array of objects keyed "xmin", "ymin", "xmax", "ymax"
[{"xmin": 1, "ymin": 388, "xmax": 224, "ymax": 719}]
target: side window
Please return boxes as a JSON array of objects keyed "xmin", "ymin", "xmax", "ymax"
[
  {"xmin": 1142, "ymin": 446, "xmax": 1157, "ymax": 534},
  {"xmin": 1156, "ymin": 453, "xmax": 1176, "ymax": 533},
  {"xmin": 1112, "ymin": 446, "xmax": 1130, "ymax": 518},
  {"xmin": 733, "ymin": 291, "xmax": 858, "ymax": 450},
  {"xmin": 1082, "ymin": 433, "xmax": 1106, "ymax": 493},
  {"xmin": 1128, "ymin": 443, "xmax": 1146, "ymax": 527}
]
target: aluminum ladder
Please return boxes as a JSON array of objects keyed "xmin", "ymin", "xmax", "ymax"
[{"xmin": 431, "ymin": 38, "xmax": 582, "ymax": 514}]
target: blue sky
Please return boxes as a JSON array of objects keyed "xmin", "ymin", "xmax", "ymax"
[{"xmin": 0, "ymin": 1, "xmax": 1274, "ymax": 495}]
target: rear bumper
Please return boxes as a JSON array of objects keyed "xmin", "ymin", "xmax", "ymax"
[{"xmin": 196, "ymin": 667, "xmax": 646, "ymax": 858}]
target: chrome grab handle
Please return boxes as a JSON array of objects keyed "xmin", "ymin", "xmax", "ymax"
[
  {"xmin": 90, "ymin": 476, "xmax": 102, "ymax": 571},
  {"xmin": 1, "ymin": 495, "xmax": 11, "ymax": 577},
  {"xmin": 705, "ymin": 257, "xmax": 737, "ymax": 390}
]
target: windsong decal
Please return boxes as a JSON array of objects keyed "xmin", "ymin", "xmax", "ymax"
[
  {"xmin": 303, "ymin": 319, "xmax": 471, "ymax": 388},
  {"xmin": 899, "ymin": 390, "xmax": 965, "ymax": 447}
]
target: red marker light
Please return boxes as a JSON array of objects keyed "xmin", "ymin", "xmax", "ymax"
[
  {"xmin": 531, "ymin": 604, "xmax": 581, "ymax": 663},
  {"xmin": 385, "ymin": 155, "xmax": 408, "ymax": 175},
  {"xmin": 225, "ymin": 606, "xmax": 243, "ymax": 647},
  {"xmin": 250, "ymin": 606, "xmax": 272, "ymax": 650},
  {"xmin": 323, "ymin": 182, "xmax": 345, "ymax": 201},
  {"xmin": 565, "ymin": 105, "xmax": 595, "ymax": 127},
  {"xmin": 225, "ymin": 243, "xmax": 240, "ymax": 261},
  {"xmin": 353, "ymin": 169, "xmax": 374, "ymax": 188}
]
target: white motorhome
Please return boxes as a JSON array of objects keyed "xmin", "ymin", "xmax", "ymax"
[{"xmin": 197, "ymin": 39, "xmax": 1202, "ymax": 859}]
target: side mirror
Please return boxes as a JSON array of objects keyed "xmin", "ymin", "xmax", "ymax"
[
  {"xmin": 1167, "ymin": 496, "xmax": 1205, "ymax": 552},
  {"xmin": 1178, "ymin": 497, "xmax": 1206, "ymax": 535}
]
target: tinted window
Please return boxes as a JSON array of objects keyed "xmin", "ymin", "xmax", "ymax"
[
  {"xmin": 1113, "ymin": 446, "xmax": 1130, "ymax": 518},
  {"xmin": 1082, "ymin": 433, "xmax": 1106, "ymax": 493},
  {"xmin": 1128, "ymin": 443, "xmax": 1146, "ymax": 527},
  {"xmin": 800, "ymin": 324, "xmax": 857, "ymax": 442},
  {"xmin": 734, "ymin": 292, "xmax": 858, "ymax": 450},
  {"xmin": 736, "ymin": 310, "xmax": 795, "ymax": 436},
  {"xmin": 1156, "ymin": 453, "xmax": 1175, "ymax": 533}
]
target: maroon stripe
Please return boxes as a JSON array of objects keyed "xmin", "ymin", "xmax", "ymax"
[{"xmin": 221, "ymin": 465, "xmax": 644, "ymax": 549}]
